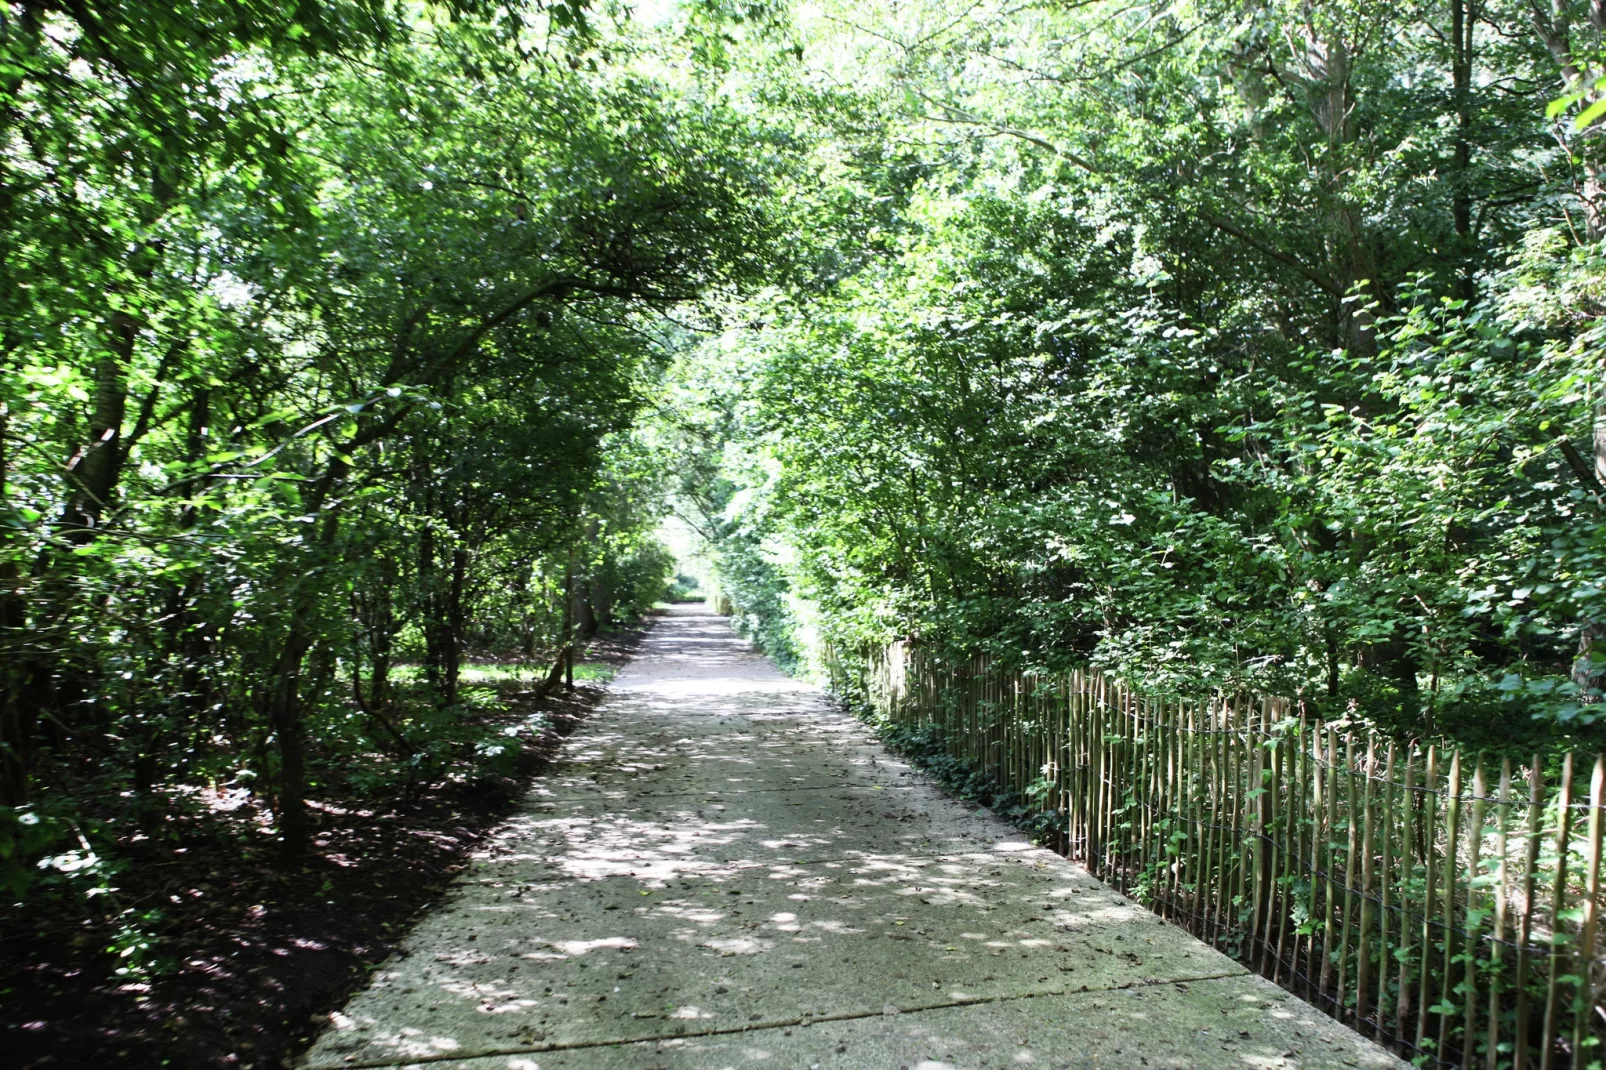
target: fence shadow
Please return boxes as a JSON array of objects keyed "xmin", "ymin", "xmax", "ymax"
[{"xmin": 831, "ymin": 641, "xmax": 1606, "ymax": 1070}]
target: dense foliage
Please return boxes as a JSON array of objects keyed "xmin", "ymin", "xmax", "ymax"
[
  {"xmin": 678, "ymin": 0, "xmax": 1606, "ymax": 751},
  {"xmin": 8, "ymin": 0, "xmax": 1606, "ymax": 1019},
  {"xmin": 0, "ymin": 0, "xmax": 785, "ymax": 924}
]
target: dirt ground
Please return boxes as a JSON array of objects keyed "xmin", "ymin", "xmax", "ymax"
[{"xmin": 3, "ymin": 627, "xmax": 645, "ymax": 1070}]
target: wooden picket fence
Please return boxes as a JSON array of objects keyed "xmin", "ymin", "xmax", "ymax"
[{"xmin": 829, "ymin": 640, "xmax": 1606, "ymax": 1069}]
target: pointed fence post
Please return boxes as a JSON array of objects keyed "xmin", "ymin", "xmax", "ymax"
[{"xmin": 851, "ymin": 640, "xmax": 1606, "ymax": 1069}]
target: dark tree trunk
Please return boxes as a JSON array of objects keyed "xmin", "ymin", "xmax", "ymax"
[
  {"xmin": 593, "ymin": 574, "xmax": 615, "ymax": 630},
  {"xmin": 419, "ymin": 520, "xmax": 443, "ymax": 695},
  {"xmin": 1451, "ymin": 0, "xmax": 1476, "ymax": 302},
  {"xmin": 578, "ymin": 589, "xmax": 598, "ymax": 638},
  {"xmin": 1394, "ymin": 646, "xmax": 1423, "ymax": 727},
  {"xmin": 444, "ymin": 545, "xmax": 468, "ymax": 707},
  {"xmin": 1325, "ymin": 626, "xmax": 1341, "ymax": 699},
  {"xmin": 561, "ymin": 558, "xmax": 575, "ymax": 691},
  {"xmin": 0, "ymin": 405, "xmax": 29, "ymax": 805},
  {"xmin": 60, "ymin": 303, "xmax": 146, "ymax": 541},
  {"xmin": 174, "ymin": 389, "xmax": 214, "ymax": 729},
  {"xmin": 1577, "ymin": 408, "xmax": 1606, "ymax": 702},
  {"xmin": 364, "ymin": 560, "xmax": 396, "ymax": 711},
  {"xmin": 269, "ymin": 625, "xmax": 314, "ymax": 858},
  {"xmin": 139, "ymin": 389, "xmax": 215, "ymax": 814},
  {"xmin": 267, "ymin": 459, "xmax": 348, "ymax": 860}
]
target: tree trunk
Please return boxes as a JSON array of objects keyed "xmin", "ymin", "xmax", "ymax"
[
  {"xmin": 1529, "ymin": 0, "xmax": 1606, "ymax": 239},
  {"xmin": 577, "ymin": 588, "xmax": 599, "ymax": 639},
  {"xmin": 60, "ymin": 319, "xmax": 133, "ymax": 539},
  {"xmin": 1325, "ymin": 625, "xmax": 1341, "ymax": 699},
  {"xmin": 593, "ymin": 574, "xmax": 615, "ymax": 629},
  {"xmin": 1451, "ymin": 0, "xmax": 1476, "ymax": 301},
  {"xmin": 561, "ymin": 557, "xmax": 575, "ymax": 691},
  {"xmin": 269, "ymin": 625, "xmax": 314, "ymax": 859},
  {"xmin": 366, "ymin": 560, "xmax": 396, "ymax": 711},
  {"xmin": 268, "ymin": 458, "xmax": 348, "ymax": 860},
  {"xmin": 418, "ymin": 519, "xmax": 443, "ymax": 695},
  {"xmin": 0, "ymin": 404, "xmax": 28, "ymax": 805},
  {"xmin": 1291, "ymin": 21, "xmax": 1381, "ymax": 354},
  {"xmin": 146, "ymin": 389, "xmax": 214, "ymax": 800},
  {"xmin": 1395, "ymin": 644, "xmax": 1423, "ymax": 729},
  {"xmin": 1579, "ymin": 404, "xmax": 1606, "ymax": 702},
  {"xmin": 444, "ymin": 545, "xmax": 467, "ymax": 707},
  {"xmin": 1595, "ymin": 404, "xmax": 1606, "ymax": 488}
]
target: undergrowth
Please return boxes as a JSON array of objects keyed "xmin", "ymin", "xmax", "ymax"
[{"xmin": 864, "ymin": 716, "xmax": 1068, "ymax": 848}]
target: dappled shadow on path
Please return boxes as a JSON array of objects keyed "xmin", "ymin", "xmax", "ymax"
[{"xmin": 302, "ymin": 607, "xmax": 1400, "ymax": 1070}]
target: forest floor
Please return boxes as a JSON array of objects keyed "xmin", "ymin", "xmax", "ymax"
[
  {"xmin": 4, "ymin": 627, "xmax": 648, "ymax": 1070},
  {"xmin": 299, "ymin": 605, "xmax": 1404, "ymax": 1070}
]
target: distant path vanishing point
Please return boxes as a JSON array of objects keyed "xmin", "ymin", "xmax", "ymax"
[{"xmin": 303, "ymin": 604, "xmax": 1404, "ymax": 1070}]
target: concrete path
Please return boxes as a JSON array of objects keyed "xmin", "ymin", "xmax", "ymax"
[{"xmin": 304, "ymin": 606, "xmax": 1404, "ymax": 1070}]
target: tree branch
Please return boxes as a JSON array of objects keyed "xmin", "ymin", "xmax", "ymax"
[
  {"xmin": 1559, "ymin": 436, "xmax": 1606, "ymax": 510},
  {"xmin": 1200, "ymin": 210, "xmax": 1345, "ymax": 297}
]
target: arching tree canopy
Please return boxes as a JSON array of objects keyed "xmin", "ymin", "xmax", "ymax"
[
  {"xmin": 677, "ymin": 0, "xmax": 1606, "ymax": 749},
  {"xmin": 3, "ymin": 0, "xmax": 1606, "ymax": 1058}
]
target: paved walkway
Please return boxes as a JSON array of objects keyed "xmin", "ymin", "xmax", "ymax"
[{"xmin": 305, "ymin": 606, "xmax": 1402, "ymax": 1070}]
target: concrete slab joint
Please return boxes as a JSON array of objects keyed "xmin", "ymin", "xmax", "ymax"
[{"xmin": 303, "ymin": 605, "xmax": 1405, "ymax": 1070}]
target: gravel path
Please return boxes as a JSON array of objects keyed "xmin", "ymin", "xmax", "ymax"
[{"xmin": 303, "ymin": 605, "xmax": 1404, "ymax": 1070}]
